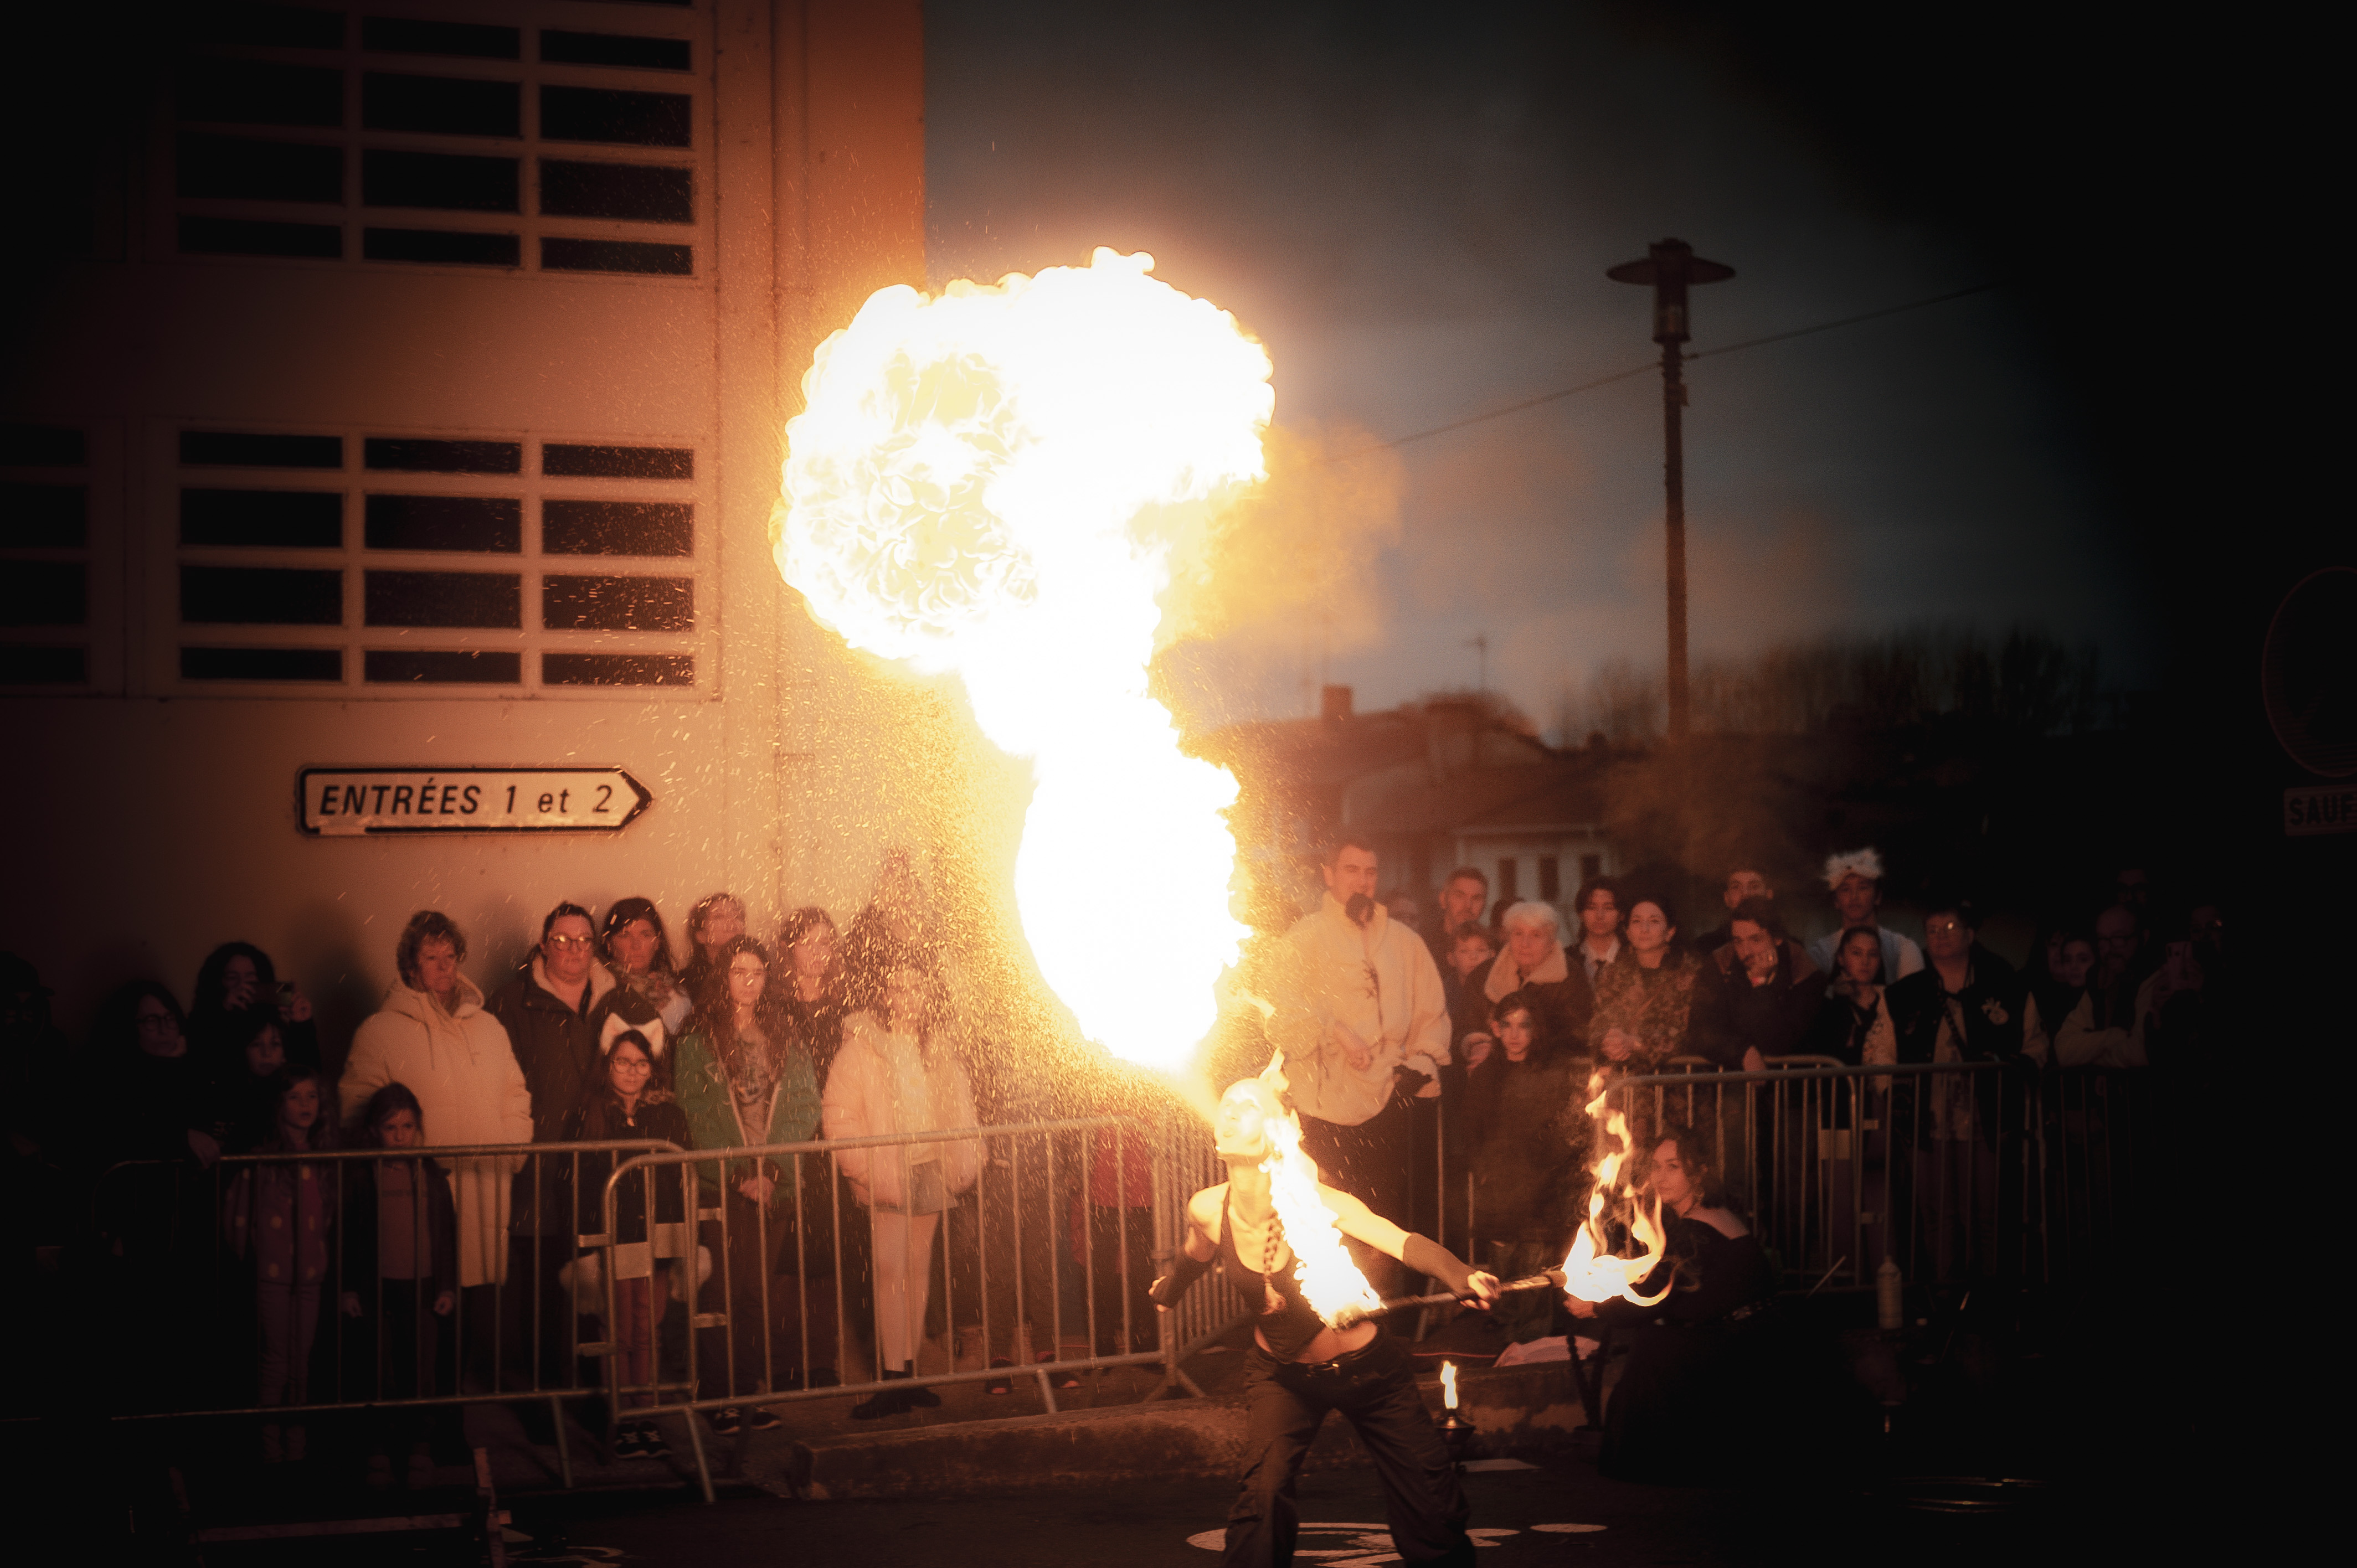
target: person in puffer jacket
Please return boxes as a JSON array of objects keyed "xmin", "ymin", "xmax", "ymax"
[{"xmin": 821, "ymin": 936, "xmax": 979, "ymax": 1417}]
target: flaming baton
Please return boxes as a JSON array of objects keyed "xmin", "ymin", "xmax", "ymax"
[
  {"xmin": 1252, "ymin": 1056, "xmax": 1385, "ymax": 1324},
  {"xmin": 1559, "ymin": 1070, "xmax": 1670, "ymax": 1307}
]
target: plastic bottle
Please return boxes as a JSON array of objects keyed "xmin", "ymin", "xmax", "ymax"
[{"xmin": 1876, "ymin": 1258, "xmax": 1904, "ymax": 1330}]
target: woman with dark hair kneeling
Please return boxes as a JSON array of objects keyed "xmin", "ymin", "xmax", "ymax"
[
  {"xmin": 1155, "ymin": 1078, "xmax": 1500, "ymax": 1567},
  {"xmin": 1562, "ymin": 1123, "xmax": 1777, "ymax": 1481}
]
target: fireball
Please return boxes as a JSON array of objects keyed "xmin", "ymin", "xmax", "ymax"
[{"xmin": 775, "ymin": 249, "xmax": 1270, "ymax": 1071}]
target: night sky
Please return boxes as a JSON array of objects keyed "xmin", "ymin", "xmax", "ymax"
[{"xmin": 921, "ymin": 2, "xmax": 2157, "ymax": 730}]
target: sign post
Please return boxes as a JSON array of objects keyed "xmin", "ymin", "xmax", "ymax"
[{"xmin": 298, "ymin": 767, "xmax": 654, "ymax": 835}]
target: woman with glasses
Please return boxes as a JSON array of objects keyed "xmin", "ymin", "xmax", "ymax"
[
  {"xmin": 91, "ymin": 981, "xmax": 218, "ymax": 1170},
  {"xmin": 560, "ymin": 1029, "xmax": 692, "ymax": 1460}
]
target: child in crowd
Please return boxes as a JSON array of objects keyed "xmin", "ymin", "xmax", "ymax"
[
  {"xmin": 560, "ymin": 1028, "xmax": 693, "ymax": 1459},
  {"xmin": 224, "ymin": 1063, "xmax": 336, "ymax": 1462},
  {"xmin": 1447, "ymin": 926, "xmax": 1499, "ymax": 1049},
  {"xmin": 339, "ymin": 1082, "xmax": 458, "ymax": 1488},
  {"xmin": 215, "ymin": 1007, "xmax": 289, "ymax": 1153}
]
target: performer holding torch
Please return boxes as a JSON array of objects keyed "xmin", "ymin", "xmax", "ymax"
[{"xmin": 1154, "ymin": 1076, "xmax": 1501, "ymax": 1567}]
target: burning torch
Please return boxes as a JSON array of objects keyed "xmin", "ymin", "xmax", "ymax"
[{"xmin": 1438, "ymin": 1360, "xmax": 1473, "ymax": 1466}]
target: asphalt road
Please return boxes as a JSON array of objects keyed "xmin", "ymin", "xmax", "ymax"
[{"xmin": 493, "ymin": 1453, "xmax": 2141, "ymax": 1568}]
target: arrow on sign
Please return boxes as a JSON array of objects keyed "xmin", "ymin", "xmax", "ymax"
[{"xmin": 299, "ymin": 767, "xmax": 655, "ymax": 836}]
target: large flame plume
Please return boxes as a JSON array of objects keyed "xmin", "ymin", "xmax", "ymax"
[
  {"xmin": 1560, "ymin": 1071, "xmax": 1671, "ymax": 1306},
  {"xmin": 1251, "ymin": 1059, "xmax": 1383, "ymax": 1325},
  {"xmin": 775, "ymin": 250, "xmax": 1270, "ymax": 1070}
]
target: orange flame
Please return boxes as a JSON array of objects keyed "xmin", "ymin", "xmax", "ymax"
[
  {"xmin": 1254, "ymin": 1058, "xmax": 1383, "ymax": 1324},
  {"xmin": 1559, "ymin": 1071, "xmax": 1671, "ymax": 1306},
  {"xmin": 1440, "ymin": 1359, "xmax": 1459, "ymax": 1410},
  {"xmin": 775, "ymin": 250, "xmax": 1270, "ymax": 1070}
]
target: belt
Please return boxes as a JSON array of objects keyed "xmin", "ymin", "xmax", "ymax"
[{"xmin": 1282, "ymin": 1336, "xmax": 1388, "ymax": 1374}]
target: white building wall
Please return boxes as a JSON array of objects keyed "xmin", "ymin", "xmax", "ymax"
[{"xmin": 0, "ymin": 1, "xmax": 928, "ymax": 1045}]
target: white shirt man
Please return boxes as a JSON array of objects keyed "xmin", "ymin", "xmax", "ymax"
[
  {"xmin": 1272, "ymin": 841, "xmax": 1450, "ymax": 1129},
  {"xmin": 1269, "ymin": 839, "xmax": 1450, "ymax": 1290}
]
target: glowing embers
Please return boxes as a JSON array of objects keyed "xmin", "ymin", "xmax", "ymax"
[
  {"xmin": 775, "ymin": 249, "xmax": 1271, "ymax": 1071},
  {"xmin": 1559, "ymin": 1071, "xmax": 1670, "ymax": 1307}
]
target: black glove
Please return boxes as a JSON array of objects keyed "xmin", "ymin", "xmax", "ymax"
[
  {"xmin": 1390, "ymin": 1064, "xmax": 1433, "ymax": 1106},
  {"xmin": 1401, "ymin": 1233, "xmax": 1479, "ymax": 1301},
  {"xmin": 1149, "ymin": 1250, "xmax": 1213, "ymax": 1309}
]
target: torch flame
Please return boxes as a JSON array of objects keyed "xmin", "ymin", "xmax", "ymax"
[
  {"xmin": 1558, "ymin": 1072, "xmax": 1671, "ymax": 1307},
  {"xmin": 1254, "ymin": 1059, "xmax": 1383, "ymax": 1325},
  {"xmin": 776, "ymin": 250, "xmax": 1270, "ymax": 1070},
  {"xmin": 1440, "ymin": 1359, "xmax": 1458, "ymax": 1411}
]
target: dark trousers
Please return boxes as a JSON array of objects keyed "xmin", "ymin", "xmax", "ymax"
[
  {"xmin": 699, "ymin": 1184, "xmax": 842, "ymax": 1399},
  {"xmin": 501, "ymin": 1231, "xmax": 576, "ymax": 1390},
  {"xmin": 1225, "ymin": 1334, "xmax": 1471, "ymax": 1568},
  {"xmin": 1300, "ymin": 1098, "xmax": 1413, "ymax": 1297},
  {"xmin": 344, "ymin": 1283, "xmax": 455, "ymax": 1452}
]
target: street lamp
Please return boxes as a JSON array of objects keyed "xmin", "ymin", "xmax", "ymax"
[{"xmin": 1608, "ymin": 239, "xmax": 1734, "ymax": 744}]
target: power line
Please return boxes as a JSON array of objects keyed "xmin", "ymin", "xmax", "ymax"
[
  {"xmin": 1687, "ymin": 282, "xmax": 1999, "ymax": 363},
  {"xmin": 1330, "ymin": 281, "xmax": 2000, "ymax": 460}
]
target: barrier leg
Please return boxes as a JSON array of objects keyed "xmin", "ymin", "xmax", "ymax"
[
  {"xmin": 475, "ymin": 1447, "xmax": 509, "ymax": 1568},
  {"xmin": 1033, "ymin": 1364, "xmax": 1060, "ymax": 1414},
  {"xmin": 548, "ymin": 1395, "xmax": 573, "ymax": 1490},
  {"xmin": 682, "ymin": 1401, "xmax": 716, "ymax": 1504}
]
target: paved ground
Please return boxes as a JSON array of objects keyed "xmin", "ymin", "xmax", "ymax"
[
  {"xmin": 486, "ymin": 1451, "xmax": 2153, "ymax": 1568},
  {"xmin": 81, "ymin": 1277, "xmax": 2211, "ymax": 1565}
]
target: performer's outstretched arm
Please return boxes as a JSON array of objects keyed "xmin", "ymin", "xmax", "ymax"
[
  {"xmin": 1150, "ymin": 1188, "xmax": 1223, "ymax": 1308},
  {"xmin": 1320, "ymin": 1187, "xmax": 1501, "ymax": 1303}
]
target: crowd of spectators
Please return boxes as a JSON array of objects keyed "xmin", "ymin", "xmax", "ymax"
[
  {"xmin": 0, "ymin": 853, "xmax": 1138, "ymax": 1476},
  {"xmin": 1283, "ymin": 841, "xmax": 2221, "ymax": 1340},
  {"xmin": 0, "ymin": 835, "xmax": 2214, "ymax": 1483}
]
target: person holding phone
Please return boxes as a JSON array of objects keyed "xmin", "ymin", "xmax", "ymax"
[{"xmin": 1267, "ymin": 837, "xmax": 1453, "ymax": 1299}]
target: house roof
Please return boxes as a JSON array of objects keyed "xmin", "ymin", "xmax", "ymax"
[
  {"xmin": 1189, "ymin": 708, "xmax": 1429, "ymax": 798},
  {"xmin": 1193, "ymin": 697, "xmax": 1601, "ymax": 842},
  {"xmin": 1345, "ymin": 757, "xmax": 1608, "ymax": 837}
]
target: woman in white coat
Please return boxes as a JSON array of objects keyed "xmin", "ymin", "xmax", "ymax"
[
  {"xmin": 821, "ymin": 943, "xmax": 980, "ymax": 1417},
  {"xmin": 338, "ymin": 912, "xmax": 534, "ymax": 1295}
]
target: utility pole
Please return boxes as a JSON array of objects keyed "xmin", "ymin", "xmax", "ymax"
[{"xmin": 1608, "ymin": 239, "xmax": 1733, "ymax": 744}]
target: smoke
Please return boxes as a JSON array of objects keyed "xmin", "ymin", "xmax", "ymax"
[{"xmin": 1153, "ymin": 419, "xmax": 1404, "ymax": 674}]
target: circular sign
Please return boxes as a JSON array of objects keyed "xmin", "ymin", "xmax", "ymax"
[{"xmin": 2262, "ymin": 566, "xmax": 2357, "ymax": 778}]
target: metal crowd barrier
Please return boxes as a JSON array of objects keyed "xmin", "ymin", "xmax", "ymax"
[
  {"xmin": 1445, "ymin": 1057, "xmax": 2148, "ymax": 1299},
  {"xmin": 73, "ymin": 1117, "xmax": 1248, "ymax": 1500},
  {"xmin": 64, "ymin": 1066, "xmax": 2147, "ymax": 1502},
  {"xmin": 88, "ymin": 1139, "xmax": 681, "ymax": 1489},
  {"xmin": 594, "ymin": 1112, "xmax": 1226, "ymax": 1502},
  {"xmin": 1598, "ymin": 1059, "xmax": 2148, "ymax": 1295}
]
